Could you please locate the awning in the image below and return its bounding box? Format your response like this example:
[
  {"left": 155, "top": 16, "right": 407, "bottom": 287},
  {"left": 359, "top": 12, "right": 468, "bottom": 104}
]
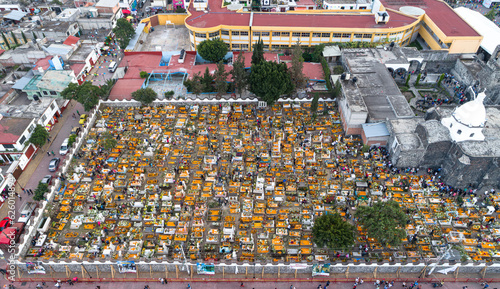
[
  {"left": 122, "top": 9, "right": 131, "bottom": 14},
  {"left": 4, "top": 10, "right": 27, "bottom": 21},
  {"left": 323, "top": 46, "right": 341, "bottom": 57}
]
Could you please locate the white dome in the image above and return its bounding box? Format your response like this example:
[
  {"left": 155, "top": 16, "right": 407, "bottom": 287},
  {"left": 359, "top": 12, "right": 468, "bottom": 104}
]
[{"left": 452, "top": 92, "right": 486, "bottom": 127}]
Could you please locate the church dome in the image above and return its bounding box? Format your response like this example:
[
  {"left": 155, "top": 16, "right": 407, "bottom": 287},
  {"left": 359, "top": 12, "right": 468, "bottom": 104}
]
[{"left": 452, "top": 92, "right": 486, "bottom": 127}]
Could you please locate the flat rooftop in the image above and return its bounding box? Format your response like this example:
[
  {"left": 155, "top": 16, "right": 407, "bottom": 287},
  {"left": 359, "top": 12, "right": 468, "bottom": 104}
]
[
  {"left": 0, "top": 117, "right": 32, "bottom": 144},
  {"left": 342, "top": 48, "right": 414, "bottom": 121}
]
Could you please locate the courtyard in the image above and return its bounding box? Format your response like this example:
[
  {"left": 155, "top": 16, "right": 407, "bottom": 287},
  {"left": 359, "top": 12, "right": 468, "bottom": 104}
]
[{"left": 25, "top": 102, "right": 500, "bottom": 265}]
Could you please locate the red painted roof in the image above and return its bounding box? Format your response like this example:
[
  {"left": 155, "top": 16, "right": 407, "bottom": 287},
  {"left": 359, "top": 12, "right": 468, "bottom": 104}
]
[
  {"left": 109, "top": 79, "right": 145, "bottom": 101},
  {"left": 63, "top": 35, "right": 80, "bottom": 46},
  {"left": 0, "top": 50, "right": 5, "bottom": 56},
  {"left": 34, "top": 56, "right": 52, "bottom": 71},
  {"left": 185, "top": 0, "right": 418, "bottom": 29},
  {"left": 380, "top": 0, "right": 480, "bottom": 37},
  {"left": 71, "top": 63, "right": 85, "bottom": 75}
]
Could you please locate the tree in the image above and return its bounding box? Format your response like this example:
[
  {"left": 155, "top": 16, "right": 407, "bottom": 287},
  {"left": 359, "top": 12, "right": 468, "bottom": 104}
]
[
  {"left": 289, "top": 41, "right": 307, "bottom": 94},
  {"left": 29, "top": 125, "right": 49, "bottom": 147},
  {"left": 437, "top": 73, "right": 445, "bottom": 87},
  {"left": 231, "top": 52, "right": 248, "bottom": 97},
  {"left": 190, "top": 72, "right": 204, "bottom": 97},
  {"left": 405, "top": 74, "right": 411, "bottom": 87},
  {"left": 485, "top": 8, "right": 496, "bottom": 20},
  {"left": 32, "top": 32, "right": 37, "bottom": 40},
  {"left": 197, "top": 38, "right": 228, "bottom": 63},
  {"left": 415, "top": 73, "right": 421, "bottom": 86},
  {"left": 102, "top": 132, "right": 117, "bottom": 150},
  {"left": 2, "top": 33, "right": 10, "bottom": 49},
  {"left": 202, "top": 67, "right": 214, "bottom": 92},
  {"left": 61, "top": 81, "right": 102, "bottom": 111},
  {"left": 10, "top": 32, "right": 18, "bottom": 45},
  {"left": 312, "top": 213, "right": 355, "bottom": 250},
  {"left": 21, "top": 31, "right": 27, "bottom": 44},
  {"left": 101, "top": 79, "right": 116, "bottom": 99},
  {"left": 311, "top": 93, "right": 319, "bottom": 113},
  {"left": 132, "top": 87, "right": 157, "bottom": 104},
  {"left": 311, "top": 44, "right": 325, "bottom": 63},
  {"left": 249, "top": 61, "right": 293, "bottom": 105},
  {"left": 251, "top": 38, "right": 264, "bottom": 65},
  {"left": 213, "top": 61, "right": 229, "bottom": 97},
  {"left": 33, "top": 182, "right": 49, "bottom": 201},
  {"left": 112, "top": 18, "right": 135, "bottom": 49},
  {"left": 333, "top": 79, "right": 341, "bottom": 97},
  {"left": 356, "top": 200, "right": 408, "bottom": 247}
]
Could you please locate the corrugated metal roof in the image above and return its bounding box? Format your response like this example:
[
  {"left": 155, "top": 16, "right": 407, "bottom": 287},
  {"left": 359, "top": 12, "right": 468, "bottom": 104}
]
[
  {"left": 362, "top": 122, "right": 390, "bottom": 138},
  {"left": 4, "top": 10, "right": 27, "bottom": 21},
  {"left": 323, "top": 46, "right": 341, "bottom": 57},
  {"left": 12, "top": 70, "right": 34, "bottom": 90}
]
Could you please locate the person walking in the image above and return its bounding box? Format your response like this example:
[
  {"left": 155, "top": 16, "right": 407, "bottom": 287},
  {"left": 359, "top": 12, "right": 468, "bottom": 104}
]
[
  {"left": 241, "top": 282, "right": 244, "bottom": 287},
  {"left": 77, "top": 110, "right": 80, "bottom": 116},
  {"left": 51, "top": 151, "right": 55, "bottom": 156}
]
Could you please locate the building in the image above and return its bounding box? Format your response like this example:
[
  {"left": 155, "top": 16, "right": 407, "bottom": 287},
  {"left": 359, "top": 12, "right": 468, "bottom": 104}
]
[
  {"left": 77, "top": 6, "right": 122, "bottom": 29},
  {"left": 181, "top": 0, "right": 482, "bottom": 53},
  {"left": 387, "top": 92, "right": 500, "bottom": 188},
  {"left": 0, "top": 98, "right": 61, "bottom": 170},
  {"left": 22, "top": 70, "right": 77, "bottom": 100},
  {"left": 337, "top": 47, "right": 416, "bottom": 135}
]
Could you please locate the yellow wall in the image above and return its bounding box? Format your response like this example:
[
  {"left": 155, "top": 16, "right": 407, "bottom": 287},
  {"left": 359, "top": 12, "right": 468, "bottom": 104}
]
[
  {"left": 140, "top": 14, "right": 188, "bottom": 26},
  {"left": 418, "top": 26, "right": 442, "bottom": 51},
  {"left": 449, "top": 39, "right": 481, "bottom": 54}
]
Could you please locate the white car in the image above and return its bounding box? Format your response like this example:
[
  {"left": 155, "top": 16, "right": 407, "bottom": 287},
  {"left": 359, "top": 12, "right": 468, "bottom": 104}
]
[{"left": 60, "top": 138, "right": 69, "bottom": 155}]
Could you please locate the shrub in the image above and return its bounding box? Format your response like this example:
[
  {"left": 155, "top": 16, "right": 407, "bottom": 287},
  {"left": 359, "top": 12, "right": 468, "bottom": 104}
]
[{"left": 140, "top": 71, "right": 149, "bottom": 78}]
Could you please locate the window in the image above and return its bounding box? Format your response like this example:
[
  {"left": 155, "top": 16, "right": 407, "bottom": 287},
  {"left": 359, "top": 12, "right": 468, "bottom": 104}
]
[
  {"left": 281, "top": 32, "right": 289, "bottom": 37},
  {"left": 41, "top": 115, "right": 47, "bottom": 123},
  {"left": 232, "top": 31, "right": 240, "bottom": 36},
  {"left": 312, "top": 33, "right": 321, "bottom": 37},
  {"left": 42, "top": 91, "right": 48, "bottom": 95},
  {"left": 360, "top": 6, "right": 366, "bottom": 9},
  {"left": 241, "top": 44, "right": 249, "bottom": 50},
  {"left": 240, "top": 31, "right": 248, "bottom": 36},
  {"left": 51, "top": 103, "right": 56, "bottom": 110},
  {"left": 341, "top": 6, "right": 345, "bottom": 9},
  {"left": 322, "top": 33, "right": 331, "bottom": 38},
  {"left": 272, "top": 32, "right": 281, "bottom": 37},
  {"left": 28, "top": 124, "right": 35, "bottom": 133},
  {"left": 363, "top": 34, "right": 372, "bottom": 39},
  {"left": 50, "top": 91, "right": 57, "bottom": 96},
  {"left": 301, "top": 32, "right": 309, "bottom": 37},
  {"left": 272, "top": 44, "right": 279, "bottom": 49},
  {"left": 457, "top": 130, "right": 462, "bottom": 135},
  {"left": 232, "top": 44, "right": 240, "bottom": 49},
  {"left": 469, "top": 133, "right": 474, "bottom": 137},
  {"left": 332, "top": 33, "right": 341, "bottom": 38},
  {"left": 354, "top": 33, "right": 363, "bottom": 38},
  {"left": 66, "top": 32, "right": 70, "bottom": 36},
  {"left": 195, "top": 33, "right": 206, "bottom": 38},
  {"left": 292, "top": 32, "right": 300, "bottom": 37},
  {"left": 19, "top": 136, "right": 26, "bottom": 145},
  {"left": 209, "top": 32, "right": 219, "bottom": 38},
  {"left": 3, "top": 144, "right": 14, "bottom": 149},
  {"left": 263, "top": 45, "right": 269, "bottom": 49},
  {"left": 221, "top": 30, "right": 229, "bottom": 35},
  {"left": 342, "top": 33, "right": 351, "bottom": 38},
  {"left": 261, "top": 32, "right": 269, "bottom": 36},
  {"left": 253, "top": 32, "right": 260, "bottom": 37},
  {"left": 280, "top": 44, "right": 289, "bottom": 48}
]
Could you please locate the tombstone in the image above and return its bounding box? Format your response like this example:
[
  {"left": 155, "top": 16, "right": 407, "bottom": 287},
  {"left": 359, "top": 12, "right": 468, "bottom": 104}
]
[{"left": 258, "top": 101, "right": 267, "bottom": 108}]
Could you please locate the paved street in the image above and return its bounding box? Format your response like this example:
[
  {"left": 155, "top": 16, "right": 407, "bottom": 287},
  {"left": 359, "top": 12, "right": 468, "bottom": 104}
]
[
  {"left": 2, "top": 279, "right": 499, "bottom": 289},
  {"left": 86, "top": 42, "right": 123, "bottom": 87}
]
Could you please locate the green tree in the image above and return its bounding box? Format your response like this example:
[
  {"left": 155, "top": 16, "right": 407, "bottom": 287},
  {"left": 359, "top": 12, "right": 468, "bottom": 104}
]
[
  {"left": 21, "top": 31, "right": 27, "bottom": 44},
  {"left": 405, "top": 74, "right": 411, "bottom": 87},
  {"left": 42, "top": 33, "right": 46, "bottom": 38},
  {"left": 197, "top": 38, "right": 228, "bottom": 63},
  {"left": 415, "top": 73, "right": 421, "bottom": 86},
  {"left": 251, "top": 38, "right": 264, "bottom": 65},
  {"left": 190, "top": 72, "right": 204, "bottom": 97},
  {"left": 32, "top": 32, "right": 38, "bottom": 40},
  {"left": 311, "top": 93, "right": 319, "bottom": 113},
  {"left": 132, "top": 87, "right": 157, "bottom": 105},
  {"left": 311, "top": 44, "right": 325, "bottom": 63},
  {"left": 485, "top": 8, "right": 496, "bottom": 20},
  {"left": 231, "top": 52, "right": 248, "bottom": 97},
  {"left": 112, "top": 18, "right": 135, "bottom": 49},
  {"left": 33, "top": 182, "right": 49, "bottom": 201},
  {"left": 29, "top": 125, "right": 49, "bottom": 147},
  {"left": 10, "top": 32, "right": 18, "bottom": 45},
  {"left": 202, "top": 67, "right": 214, "bottom": 92},
  {"left": 102, "top": 132, "right": 117, "bottom": 150},
  {"left": 289, "top": 41, "right": 307, "bottom": 94},
  {"left": 312, "top": 213, "right": 355, "bottom": 250},
  {"left": 437, "top": 73, "right": 445, "bottom": 87},
  {"left": 356, "top": 200, "right": 408, "bottom": 247},
  {"left": 249, "top": 61, "right": 293, "bottom": 105},
  {"left": 101, "top": 79, "right": 116, "bottom": 99},
  {"left": 61, "top": 81, "right": 102, "bottom": 111},
  {"left": 333, "top": 79, "right": 341, "bottom": 97},
  {"left": 2, "top": 33, "right": 10, "bottom": 49},
  {"left": 213, "top": 61, "right": 229, "bottom": 97}
]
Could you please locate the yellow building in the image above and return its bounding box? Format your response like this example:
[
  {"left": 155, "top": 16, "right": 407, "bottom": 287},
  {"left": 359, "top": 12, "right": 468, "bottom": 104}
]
[{"left": 170, "top": 0, "right": 482, "bottom": 53}]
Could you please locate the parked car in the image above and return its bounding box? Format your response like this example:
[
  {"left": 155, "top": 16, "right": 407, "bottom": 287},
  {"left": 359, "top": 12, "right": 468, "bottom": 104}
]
[
  {"left": 79, "top": 114, "right": 87, "bottom": 125},
  {"left": 17, "top": 202, "right": 37, "bottom": 223},
  {"left": 40, "top": 175, "right": 53, "bottom": 185},
  {"left": 0, "top": 217, "right": 11, "bottom": 233},
  {"left": 70, "top": 127, "right": 81, "bottom": 135},
  {"left": 48, "top": 158, "right": 60, "bottom": 172},
  {"left": 60, "top": 138, "right": 69, "bottom": 155}
]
